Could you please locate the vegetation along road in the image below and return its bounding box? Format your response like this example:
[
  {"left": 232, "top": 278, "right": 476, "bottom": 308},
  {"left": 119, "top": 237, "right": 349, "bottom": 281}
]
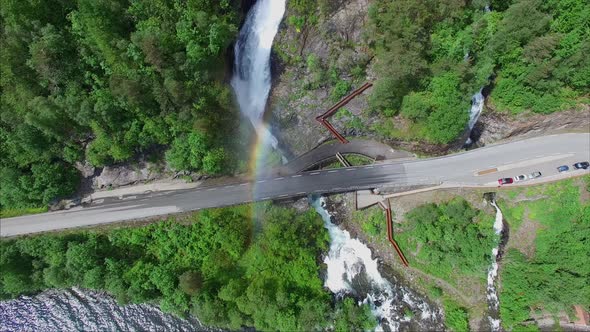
[{"left": 1, "top": 133, "right": 588, "bottom": 237}]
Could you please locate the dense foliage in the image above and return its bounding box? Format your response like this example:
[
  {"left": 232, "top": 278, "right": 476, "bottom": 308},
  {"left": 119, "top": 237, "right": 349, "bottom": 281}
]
[
  {"left": 499, "top": 178, "right": 590, "bottom": 330},
  {"left": 368, "top": 0, "right": 589, "bottom": 143},
  {"left": 397, "top": 198, "right": 496, "bottom": 280},
  {"left": 394, "top": 198, "right": 495, "bottom": 330},
  {"left": 0, "top": 204, "right": 376, "bottom": 331},
  {"left": 0, "top": 0, "right": 243, "bottom": 210}
]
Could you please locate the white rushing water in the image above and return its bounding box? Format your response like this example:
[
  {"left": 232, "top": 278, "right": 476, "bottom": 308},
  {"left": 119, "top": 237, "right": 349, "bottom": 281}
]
[
  {"left": 311, "top": 196, "right": 444, "bottom": 332},
  {"left": 465, "top": 89, "right": 485, "bottom": 145},
  {"left": 487, "top": 201, "right": 505, "bottom": 331},
  {"left": 231, "top": 0, "right": 286, "bottom": 150}
]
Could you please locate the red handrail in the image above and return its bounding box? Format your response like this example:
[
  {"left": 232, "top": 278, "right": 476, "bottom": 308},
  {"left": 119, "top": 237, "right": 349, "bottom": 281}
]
[
  {"left": 321, "top": 119, "right": 348, "bottom": 144},
  {"left": 380, "top": 200, "right": 409, "bottom": 267},
  {"left": 315, "top": 82, "right": 373, "bottom": 144},
  {"left": 316, "top": 82, "right": 373, "bottom": 120}
]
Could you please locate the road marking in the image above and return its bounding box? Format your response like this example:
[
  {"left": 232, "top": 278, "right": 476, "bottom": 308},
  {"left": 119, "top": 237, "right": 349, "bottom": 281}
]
[
  {"left": 261, "top": 196, "right": 270, "bottom": 200},
  {"left": 364, "top": 166, "right": 374, "bottom": 169},
  {"left": 226, "top": 185, "right": 235, "bottom": 188},
  {"left": 496, "top": 154, "right": 574, "bottom": 172},
  {"left": 275, "top": 177, "right": 285, "bottom": 180},
  {"left": 239, "top": 183, "right": 248, "bottom": 186},
  {"left": 207, "top": 188, "right": 216, "bottom": 191},
  {"left": 292, "top": 174, "right": 302, "bottom": 178},
  {"left": 328, "top": 170, "right": 339, "bottom": 173},
  {"left": 257, "top": 180, "right": 266, "bottom": 183},
  {"left": 346, "top": 168, "right": 356, "bottom": 171},
  {"left": 122, "top": 195, "right": 137, "bottom": 200},
  {"left": 279, "top": 194, "right": 288, "bottom": 197},
  {"left": 310, "top": 172, "right": 320, "bottom": 175},
  {"left": 476, "top": 168, "right": 498, "bottom": 176}
]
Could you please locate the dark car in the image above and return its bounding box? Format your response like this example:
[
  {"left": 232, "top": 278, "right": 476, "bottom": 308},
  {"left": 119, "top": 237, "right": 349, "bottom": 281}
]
[
  {"left": 573, "top": 161, "right": 590, "bottom": 170},
  {"left": 498, "top": 178, "right": 513, "bottom": 185},
  {"left": 557, "top": 165, "right": 569, "bottom": 172}
]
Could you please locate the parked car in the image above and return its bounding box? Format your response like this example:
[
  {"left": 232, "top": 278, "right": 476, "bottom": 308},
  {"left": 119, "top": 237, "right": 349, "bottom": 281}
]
[
  {"left": 514, "top": 174, "right": 527, "bottom": 182},
  {"left": 528, "top": 171, "right": 542, "bottom": 179},
  {"left": 498, "top": 177, "right": 514, "bottom": 185},
  {"left": 557, "top": 165, "right": 569, "bottom": 172},
  {"left": 573, "top": 161, "right": 590, "bottom": 170}
]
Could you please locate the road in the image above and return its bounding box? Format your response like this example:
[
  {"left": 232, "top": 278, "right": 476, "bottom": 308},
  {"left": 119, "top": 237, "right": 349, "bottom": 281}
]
[{"left": 1, "top": 133, "right": 589, "bottom": 237}]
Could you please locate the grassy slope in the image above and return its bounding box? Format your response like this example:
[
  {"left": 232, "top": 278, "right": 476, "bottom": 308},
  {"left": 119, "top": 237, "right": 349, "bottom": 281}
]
[{"left": 497, "top": 176, "right": 590, "bottom": 330}]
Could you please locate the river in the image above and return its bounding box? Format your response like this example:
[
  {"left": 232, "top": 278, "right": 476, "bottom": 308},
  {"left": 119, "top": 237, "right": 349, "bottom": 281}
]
[
  {"left": 312, "top": 196, "right": 445, "bottom": 332},
  {"left": 0, "top": 288, "right": 216, "bottom": 332}
]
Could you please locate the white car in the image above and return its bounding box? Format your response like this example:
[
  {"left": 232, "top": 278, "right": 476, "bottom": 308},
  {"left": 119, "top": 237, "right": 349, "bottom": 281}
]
[
  {"left": 514, "top": 174, "right": 527, "bottom": 182},
  {"left": 528, "top": 171, "right": 542, "bottom": 179}
]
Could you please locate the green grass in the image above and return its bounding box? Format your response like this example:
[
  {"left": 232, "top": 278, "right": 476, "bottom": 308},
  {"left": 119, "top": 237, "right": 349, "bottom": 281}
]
[
  {"left": 497, "top": 176, "right": 590, "bottom": 330},
  {"left": 321, "top": 154, "right": 373, "bottom": 169},
  {"left": 394, "top": 198, "right": 496, "bottom": 286},
  {"left": 0, "top": 207, "right": 48, "bottom": 218},
  {"left": 442, "top": 298, "right": 470, "bottom": 332},
  {"left": 353, "top": 206, "right": 386, "bottom": 237}
]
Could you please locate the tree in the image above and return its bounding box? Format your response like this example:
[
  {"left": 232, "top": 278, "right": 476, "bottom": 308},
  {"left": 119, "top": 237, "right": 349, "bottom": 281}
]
[{"left": 333, "top": 298, "right": 377, "bottom": 332}]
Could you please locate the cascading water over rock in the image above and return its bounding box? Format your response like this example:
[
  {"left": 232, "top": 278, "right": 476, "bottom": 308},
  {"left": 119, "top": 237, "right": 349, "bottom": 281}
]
[
  {"left": 311, "top": 196, "right": 444, "bottom": 332},
  {"left": 231, "top": 0, "right": 286, "bottom": 150},
  {"left": 487, "top": 200, "right": 505, "bottom": 331},
  {"left": 465, "top": 89, "right": 485, "bottom": 145}
]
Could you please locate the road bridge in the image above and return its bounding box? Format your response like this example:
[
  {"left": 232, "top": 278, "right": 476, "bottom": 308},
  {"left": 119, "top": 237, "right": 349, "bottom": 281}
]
[{"left": 1, "top": 133, "right": 588, "bottom": 237}]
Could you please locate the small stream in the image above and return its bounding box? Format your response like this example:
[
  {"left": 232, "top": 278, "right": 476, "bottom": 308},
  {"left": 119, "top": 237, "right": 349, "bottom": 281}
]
[
  {"left": 487, "top": 199, "right": 508, "bottom": 331},
  {"left": 465, "top": 89, "right": 485, "bottom": 145},
  {"left": 311, "top": 196, "right": 445, "bottom": 332}
]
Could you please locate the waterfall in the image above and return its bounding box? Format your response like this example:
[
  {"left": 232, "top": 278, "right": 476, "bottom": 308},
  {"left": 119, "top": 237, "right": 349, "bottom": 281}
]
[
  {"left": 465, "top": 89, "right": 485, "bottom": 145},
  {"left": 231, "top": 0, "right": 286, "bottom": 150},
  {"left": 311, "top": 196, "right": 444, "bottom": 332},
  {"left": 487, "top": 201, "right": 505, "bottom": 331}
]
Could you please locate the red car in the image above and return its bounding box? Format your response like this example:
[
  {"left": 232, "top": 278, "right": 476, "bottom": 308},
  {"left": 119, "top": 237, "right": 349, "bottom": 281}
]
[{"left": 498, "top": 178, "right": 513, "bottom": 185}]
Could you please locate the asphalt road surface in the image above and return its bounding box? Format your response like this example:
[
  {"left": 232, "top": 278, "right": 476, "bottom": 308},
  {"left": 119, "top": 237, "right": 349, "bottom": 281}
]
[{"left": 2, "top": 133, "right": 589, "bottom": 237}]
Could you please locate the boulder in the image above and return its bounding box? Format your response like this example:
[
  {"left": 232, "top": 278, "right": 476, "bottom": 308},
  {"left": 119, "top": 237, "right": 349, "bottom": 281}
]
[{"left": 93, "top": 163, "right": 158, "bottom": 189}]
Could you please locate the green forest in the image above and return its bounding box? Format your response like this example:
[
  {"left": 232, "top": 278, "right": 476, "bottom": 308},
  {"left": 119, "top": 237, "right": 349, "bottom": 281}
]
[
  {"left": 394, "top": 198, "right": 497, "bottom": 331},
  {"left": 396, "top": 198, "right": 496, "bottom": 282},
  {"left": 498, "top": 178, "right": 590, "bottom": 330},
  {"left": 0, "top": 204, "right": 377, "bottom": 331},
  {"left": 368, "top": 0, "right": 589, "bottom": 143},
  {"left": 0, "top": 0, "right": 244, "bottom": 211}
]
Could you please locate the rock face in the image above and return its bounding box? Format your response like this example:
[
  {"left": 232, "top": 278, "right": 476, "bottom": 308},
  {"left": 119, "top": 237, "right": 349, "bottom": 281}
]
[
  {"left": 92, "top": 163, "right": 159, "bottom": 189},
  {"left": 74, "top": 161, "right": 97, "bottom": 178},
  {"left": 270, "top": 0, "right": 376, "bottom": 156},
  {"left": 472, "top": 104, "right": 590, "bottom": 146}
]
